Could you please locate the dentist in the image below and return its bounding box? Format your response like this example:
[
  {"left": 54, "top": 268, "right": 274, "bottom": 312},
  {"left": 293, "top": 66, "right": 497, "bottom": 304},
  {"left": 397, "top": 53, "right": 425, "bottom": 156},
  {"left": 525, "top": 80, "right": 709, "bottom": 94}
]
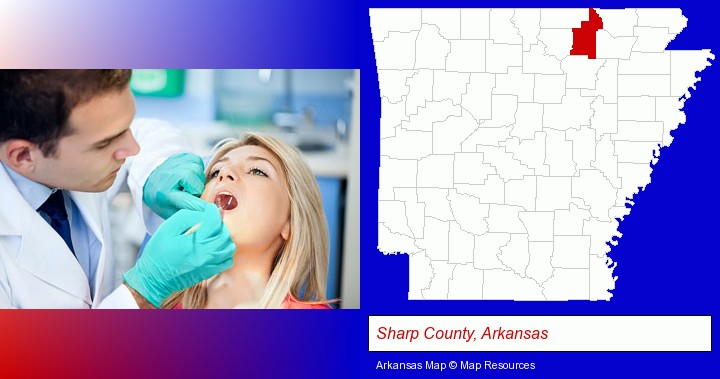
[{"left": 0, "top": 70, "right": 235, "bottom": 308}]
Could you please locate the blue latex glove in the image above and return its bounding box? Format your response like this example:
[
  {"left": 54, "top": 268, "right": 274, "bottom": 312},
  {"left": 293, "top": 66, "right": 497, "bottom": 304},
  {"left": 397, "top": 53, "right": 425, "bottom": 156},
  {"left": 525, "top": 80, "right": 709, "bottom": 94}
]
[
  {"left": 143, "top": 153, "right": 207, "bottom": 219},
  {"left": 123, "top": 201, "right": 235, "bottom": 307}
]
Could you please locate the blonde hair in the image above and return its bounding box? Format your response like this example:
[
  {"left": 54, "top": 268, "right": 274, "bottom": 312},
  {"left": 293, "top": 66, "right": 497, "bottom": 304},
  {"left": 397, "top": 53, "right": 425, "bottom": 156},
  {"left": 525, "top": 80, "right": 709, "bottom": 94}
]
[{"left": 162, "top": 132, "right": 329, "bottom": 308}]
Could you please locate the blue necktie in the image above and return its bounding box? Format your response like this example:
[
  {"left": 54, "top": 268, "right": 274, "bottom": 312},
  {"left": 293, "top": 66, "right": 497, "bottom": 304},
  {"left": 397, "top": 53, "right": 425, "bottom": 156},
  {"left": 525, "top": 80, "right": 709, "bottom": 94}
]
[{"left": 38, "top": 190, "right": 76, "bottom": 256}]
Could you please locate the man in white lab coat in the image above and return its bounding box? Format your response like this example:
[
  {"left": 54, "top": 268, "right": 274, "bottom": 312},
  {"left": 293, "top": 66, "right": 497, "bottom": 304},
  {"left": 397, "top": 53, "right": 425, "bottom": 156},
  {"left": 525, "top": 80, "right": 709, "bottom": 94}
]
[{"left": 0, "top": 70, "right": 234, "bottom": 308}]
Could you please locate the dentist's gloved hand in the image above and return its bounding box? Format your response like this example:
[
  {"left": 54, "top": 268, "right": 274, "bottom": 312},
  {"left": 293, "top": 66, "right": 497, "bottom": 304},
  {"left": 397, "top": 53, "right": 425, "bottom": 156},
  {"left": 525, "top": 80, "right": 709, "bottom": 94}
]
[
  {"left": 123, "top": 201, "right": 235, "bottom": 308},
  {"left": 143, "top": 153, "right": 207, "bottom": 219}
]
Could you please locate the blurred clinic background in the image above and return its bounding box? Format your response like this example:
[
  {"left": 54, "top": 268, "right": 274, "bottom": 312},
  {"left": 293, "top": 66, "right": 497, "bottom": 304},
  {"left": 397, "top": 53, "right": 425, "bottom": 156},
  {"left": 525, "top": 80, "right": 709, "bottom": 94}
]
[{"left": 111, "top": 69, "right": 360, "bottom": 308}]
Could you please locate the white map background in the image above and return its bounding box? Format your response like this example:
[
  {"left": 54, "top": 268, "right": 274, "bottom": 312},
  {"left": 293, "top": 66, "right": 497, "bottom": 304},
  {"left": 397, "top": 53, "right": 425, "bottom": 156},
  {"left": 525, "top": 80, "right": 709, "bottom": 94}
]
[{"left": 372, "top": 8, "right": 713, "bottom": 300}]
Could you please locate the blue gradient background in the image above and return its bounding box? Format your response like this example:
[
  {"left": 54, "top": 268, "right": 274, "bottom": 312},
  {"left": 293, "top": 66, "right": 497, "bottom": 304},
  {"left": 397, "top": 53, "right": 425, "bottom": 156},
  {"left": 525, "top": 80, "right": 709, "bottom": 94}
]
[{"left": 1, "top": 0, "right": 717, "bottom": 378}]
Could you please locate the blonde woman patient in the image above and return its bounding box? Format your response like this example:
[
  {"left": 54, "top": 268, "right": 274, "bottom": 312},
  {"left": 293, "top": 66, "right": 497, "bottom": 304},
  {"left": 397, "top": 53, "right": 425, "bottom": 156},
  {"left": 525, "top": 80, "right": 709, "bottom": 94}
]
[{"left": 162, "top": 133, "right": 332, "bottom": 309}]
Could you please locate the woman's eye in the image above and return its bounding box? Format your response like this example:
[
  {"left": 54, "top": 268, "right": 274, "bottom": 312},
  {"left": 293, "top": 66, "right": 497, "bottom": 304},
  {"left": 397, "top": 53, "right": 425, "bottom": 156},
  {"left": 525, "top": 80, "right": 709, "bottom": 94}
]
[
  {"left": 208, "top": 169, "right": 220, "bottom": 179},
  {"left": 249, "top": 168, "right": 267, "bottom": 177}
]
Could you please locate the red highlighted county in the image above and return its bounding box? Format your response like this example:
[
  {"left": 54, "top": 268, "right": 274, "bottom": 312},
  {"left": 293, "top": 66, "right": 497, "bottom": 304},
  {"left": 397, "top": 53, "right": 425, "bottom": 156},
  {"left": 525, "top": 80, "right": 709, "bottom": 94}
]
[{"left": 570, "top": 8, "right": 604, "bottom": 59}]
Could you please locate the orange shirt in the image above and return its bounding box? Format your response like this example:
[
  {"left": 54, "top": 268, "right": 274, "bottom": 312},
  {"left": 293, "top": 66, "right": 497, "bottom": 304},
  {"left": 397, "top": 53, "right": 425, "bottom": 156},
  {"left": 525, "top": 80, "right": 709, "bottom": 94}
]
[
  {"left": 172, "top": 295, "right": 332, "bottom": 309},
  {"left": 282, "top": 295, "right": 332, "bottom": 309}
]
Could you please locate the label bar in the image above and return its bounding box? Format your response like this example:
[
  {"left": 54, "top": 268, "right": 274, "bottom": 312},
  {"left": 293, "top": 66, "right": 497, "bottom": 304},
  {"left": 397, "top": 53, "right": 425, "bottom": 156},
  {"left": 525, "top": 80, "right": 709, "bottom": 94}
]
[{"left": 369, "top": 315, "right": 711, "bottom": 352}]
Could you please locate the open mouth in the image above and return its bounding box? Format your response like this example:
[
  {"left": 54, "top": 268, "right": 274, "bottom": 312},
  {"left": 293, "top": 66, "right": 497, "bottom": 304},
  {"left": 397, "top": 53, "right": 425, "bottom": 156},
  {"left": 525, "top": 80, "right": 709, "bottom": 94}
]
[{"left": 214, "top": 192, "right": 238, "bottom": 211}]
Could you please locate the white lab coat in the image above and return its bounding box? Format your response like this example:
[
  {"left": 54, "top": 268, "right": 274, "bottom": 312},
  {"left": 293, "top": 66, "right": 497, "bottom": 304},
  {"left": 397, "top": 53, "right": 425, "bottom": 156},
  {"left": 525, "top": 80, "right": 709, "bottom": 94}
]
[{"left": 0, "top": 118, "right": 192, "bottom": 308}]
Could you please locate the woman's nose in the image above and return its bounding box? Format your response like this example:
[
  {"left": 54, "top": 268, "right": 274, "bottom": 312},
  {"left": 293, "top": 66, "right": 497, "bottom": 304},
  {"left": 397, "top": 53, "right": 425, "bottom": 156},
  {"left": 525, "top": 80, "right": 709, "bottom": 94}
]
[{"left": 218, "top": 169, "right": 235, "bottom": 182}]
